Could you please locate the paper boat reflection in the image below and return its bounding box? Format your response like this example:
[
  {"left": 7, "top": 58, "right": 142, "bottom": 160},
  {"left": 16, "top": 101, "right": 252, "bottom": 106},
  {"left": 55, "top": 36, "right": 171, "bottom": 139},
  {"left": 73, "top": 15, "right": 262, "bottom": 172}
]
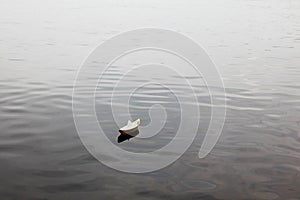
[{"left": 117, "top": 129, "right": 139, "bottom": 143}]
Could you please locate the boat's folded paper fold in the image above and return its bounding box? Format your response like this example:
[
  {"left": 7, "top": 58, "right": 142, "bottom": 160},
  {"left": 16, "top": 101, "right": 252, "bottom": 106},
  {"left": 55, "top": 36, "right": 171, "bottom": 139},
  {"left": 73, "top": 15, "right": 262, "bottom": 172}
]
[{"left": 119, "top": 118, "right": 140, "bottom": 134}]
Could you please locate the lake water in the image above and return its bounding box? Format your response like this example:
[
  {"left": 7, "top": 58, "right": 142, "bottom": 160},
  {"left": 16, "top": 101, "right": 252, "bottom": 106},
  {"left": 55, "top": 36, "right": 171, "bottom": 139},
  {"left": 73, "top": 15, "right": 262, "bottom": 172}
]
[{"left": 1, "top": 0, "right": 300, "bottom": 199}]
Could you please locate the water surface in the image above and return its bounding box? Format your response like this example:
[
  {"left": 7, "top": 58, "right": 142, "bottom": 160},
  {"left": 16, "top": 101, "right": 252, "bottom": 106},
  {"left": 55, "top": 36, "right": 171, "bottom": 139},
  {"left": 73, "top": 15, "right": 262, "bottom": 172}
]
[{"left": 0, "top": 0, "right": 300, "bottom": 199}]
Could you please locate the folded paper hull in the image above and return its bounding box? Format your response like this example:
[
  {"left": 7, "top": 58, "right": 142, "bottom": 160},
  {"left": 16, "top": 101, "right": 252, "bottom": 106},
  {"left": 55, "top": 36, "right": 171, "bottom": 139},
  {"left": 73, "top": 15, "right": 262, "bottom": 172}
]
[
  {"left": 119, "top": 127, "right": 138, "bottom": 135},
  {"left": 119, "top": 119, "right": 140, "bottom": 134}
]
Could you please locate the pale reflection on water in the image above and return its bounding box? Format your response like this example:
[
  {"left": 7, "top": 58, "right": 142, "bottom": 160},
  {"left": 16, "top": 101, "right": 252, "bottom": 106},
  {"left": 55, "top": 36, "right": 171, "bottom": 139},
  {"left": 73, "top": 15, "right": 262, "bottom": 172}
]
[{"left": 0, "top": 0, "right": 300, "bottom": 199}]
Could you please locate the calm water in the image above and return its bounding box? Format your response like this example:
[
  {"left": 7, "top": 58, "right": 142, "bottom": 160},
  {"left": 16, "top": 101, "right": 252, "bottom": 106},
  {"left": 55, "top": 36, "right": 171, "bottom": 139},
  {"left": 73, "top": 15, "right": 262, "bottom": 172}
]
[{"left": 1, "top": 0, "right": 300, "bottom": 199}]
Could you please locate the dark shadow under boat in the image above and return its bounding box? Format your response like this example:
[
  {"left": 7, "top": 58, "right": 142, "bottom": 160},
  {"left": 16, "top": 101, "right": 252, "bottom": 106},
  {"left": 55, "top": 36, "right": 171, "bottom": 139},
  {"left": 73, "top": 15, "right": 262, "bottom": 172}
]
[{"left": 117, "top": 129, "right": 139, "bottom": 143}]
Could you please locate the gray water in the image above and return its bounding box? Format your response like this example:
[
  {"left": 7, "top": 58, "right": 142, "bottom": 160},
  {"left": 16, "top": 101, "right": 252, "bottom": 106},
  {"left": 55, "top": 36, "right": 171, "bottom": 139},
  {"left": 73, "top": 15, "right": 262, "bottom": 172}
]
[{"left": 1, "top": 0, "right": 300, "bottom": 199}]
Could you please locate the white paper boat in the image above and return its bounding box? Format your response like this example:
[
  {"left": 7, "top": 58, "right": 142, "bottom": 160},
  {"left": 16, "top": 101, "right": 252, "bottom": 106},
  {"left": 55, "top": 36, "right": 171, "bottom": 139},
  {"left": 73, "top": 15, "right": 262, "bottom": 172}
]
[{"left": 119, "top": 119, "right": 141, "bottom": 134}]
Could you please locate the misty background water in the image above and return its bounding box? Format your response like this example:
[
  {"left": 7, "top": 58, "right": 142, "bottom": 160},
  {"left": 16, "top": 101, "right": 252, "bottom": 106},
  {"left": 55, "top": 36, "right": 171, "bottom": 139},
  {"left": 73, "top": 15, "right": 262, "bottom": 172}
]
[{"left": 1, "top": 0, "right": 300, "bottom": 199}]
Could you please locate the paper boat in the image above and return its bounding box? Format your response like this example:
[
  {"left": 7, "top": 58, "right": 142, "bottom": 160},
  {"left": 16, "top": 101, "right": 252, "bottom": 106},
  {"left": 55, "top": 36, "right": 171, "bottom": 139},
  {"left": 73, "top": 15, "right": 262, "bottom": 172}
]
[{"left": 119, "top": 119, "right": 141, "bottom": 134}]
